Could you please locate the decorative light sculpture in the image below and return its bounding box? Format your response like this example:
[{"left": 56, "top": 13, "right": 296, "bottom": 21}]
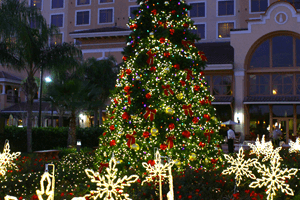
[
  {"left": 142, "top": 150, "right": 175, "bottom": 200},
  {"left": 84, "top": 156, "right": 139, "bottom": 200},
  {"left": 36, "top": 164, "right": 55, "bottom": 200},
  {"left": 249, "top": 155, "right": 298, "bottom": 200},
  {"left": 222, "top": 147, "right": 258, "bottom": 186},
  {"left": 248, "top": 135, "right": 281, "bottom": 162},
  {"left": 4, "top": 196, "right": 17, "bottom": 200},
  {"left": 289, "top": 138, "right": 300, "bottom": 153},
  {"left": 0, "top": 140, "right": 21, "bottom": 176}
]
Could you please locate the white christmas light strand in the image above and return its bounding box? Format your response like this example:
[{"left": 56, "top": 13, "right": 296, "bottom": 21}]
[
  {"left": 222, "top": 147, "right": 258, "bottom": 186},
  {"left": 249, "top": 155, "right": 298, "bottom": 200},
  {"left": 0, "top": 140, "right": 20, "bottom": 176},
  {"left": 248, "top": 135, "right": 281, "bottom": 162},
  {"left": 289, "top": 138, "right": 300, "bottom": 153}
]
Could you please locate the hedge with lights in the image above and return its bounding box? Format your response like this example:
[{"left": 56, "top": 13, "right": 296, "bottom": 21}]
[{"left": 96, "top": 0, "right": 223, "bottom": 175}]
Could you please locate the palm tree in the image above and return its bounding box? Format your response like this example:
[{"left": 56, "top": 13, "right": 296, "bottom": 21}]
[
  {"left": 0, "top": 0, "right": 81, "bottom": 152},
  {"left": 44, "top": 70, "right": 87, "bottom": 147},
  {"left": 83, "top": 56, "right": 118, "bottom": 127}
]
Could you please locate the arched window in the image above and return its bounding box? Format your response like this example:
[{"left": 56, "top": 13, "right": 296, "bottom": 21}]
[{"left": 249, "top": 35, "right": 300, "bottom": 68}]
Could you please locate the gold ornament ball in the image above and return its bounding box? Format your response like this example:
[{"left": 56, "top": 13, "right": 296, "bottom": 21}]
[
  {"left": 189, "top": 153, "right": 197, "bottom": 161},
  {"left": 131, "top": 115, "right": 138, "bottom": 120},
  {"left": 150, "top": 32, "right": 154, "bottom": 38},
  {"left": 176, "top": 93, "right": 183, "bottom": 100},
  {"left": 165, "top": 107, "right": 174, "bottom": 115},
  {"left": 175, "top": 160, "right": 181, "bottom": 166},
  {"left": 151, "top": 128, "right": 159, "bottom": 136},
  {"left": 131, "top": 143, "right": 140, "bottom": 150}
]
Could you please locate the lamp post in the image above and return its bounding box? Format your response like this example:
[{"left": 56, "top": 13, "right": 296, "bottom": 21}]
[{"left": 45, "top": 77, "right": 53, "bottom": 127}]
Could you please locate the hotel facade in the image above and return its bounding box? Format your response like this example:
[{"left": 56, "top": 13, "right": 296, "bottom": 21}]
[{"left": 1, "top": 0, "right": 300, "bottom": 142}]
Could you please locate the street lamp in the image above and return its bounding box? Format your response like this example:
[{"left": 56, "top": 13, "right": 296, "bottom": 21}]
[{"left": 45, "top": 77, "right": 53, "bottom": 127}]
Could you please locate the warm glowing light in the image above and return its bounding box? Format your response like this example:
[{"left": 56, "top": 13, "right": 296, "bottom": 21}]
[
  {"left": 249, "top": 156, "right": 298, "bottom": 200},
  {"left": 84, "top": 156, "right": 139, "bottom": 200},
  {"left": 142, "top": 151, "right": 175, "bottom": 200},
  {"left": 36, "top": 164, "right": 55, "bottom": 200},
  {"left": 289, "top": 138, "right": 300, "bottom": 153},
  {"left": 222, "top": 147, "right": 258, "bottom": 186},
  {"left": 0, "top": 140, "right": 21, "bottom": 176}
]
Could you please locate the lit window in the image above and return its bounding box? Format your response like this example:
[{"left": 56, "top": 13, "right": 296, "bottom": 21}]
[
  {"left": 76, "top": 11, "right": 90, "bottom": 25},
  {"left": 31, "top": 0, "right": 42, "bottom": 9},
  {"left": 218, "top": 22, "right": 234, "bottom": 38},
  {"left": 191, "top": 24, "right": 205, "bottom": 39},
  {"left": 251, "top": 0, "right": 268, "bottom": 12},
  {"left": 51, "top": 14, "right": 63, "bottom": 27},
  {"left": 50, "top": 34, "right": 62, "bottom": 46},
  {"left": 129, "top": 6, "right": 139, "bottom": 19},
  {"left": 218, "top": 0, "right": 234, "bottom": 16},
  {"left": 190, "top": 3, "right": 205, "bottom": 17},
  {"left": 52, "top": 0, "right": 63, "bottom": 9},
  {"left": 99, "top": 9, "right": 113, "bottom": 24},
  {"left": 77, "top": 0, "right": 90, "bottom": 5}
]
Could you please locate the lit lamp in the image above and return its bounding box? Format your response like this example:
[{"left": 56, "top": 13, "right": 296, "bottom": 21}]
[
  {"left": 237, "top": 113, "right": 241, "bottom": 124},
  {"left": 77, "top": 139, "right": 81, "bottom": 152}
]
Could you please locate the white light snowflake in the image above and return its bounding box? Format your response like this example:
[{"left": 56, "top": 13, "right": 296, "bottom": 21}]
[
  {"left": 289, "top": 138, "right": 300, "bottom": 153},
  {"left": 0, "top": 140, "right": 21, "bottom": 176},
  {"left": 141, "top": 150, "right": 175, "bottom": 185},
  {"left": 250, "top": 156, "right": 298, "bottom": 200},
  {"left": 84, "top": 157, "right": 139, "bottom": 200},
  {"left": 248, "top": 135, "right": 281, "bottom": 162},
  {"left": 222, "top": 147, "right": 258, "bottom": 186}
]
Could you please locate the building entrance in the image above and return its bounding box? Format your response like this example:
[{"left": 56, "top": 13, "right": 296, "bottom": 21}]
[{"left": 272, "top": 118, "right": 293, "bottom": 144}]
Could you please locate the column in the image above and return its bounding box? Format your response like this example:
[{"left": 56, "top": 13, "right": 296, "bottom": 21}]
[
  {"left": 234, "top": 70, "right": 245, "bottom": 142},
  {"left": 2, "top": 84, "right": 5, "bottom": 94}
]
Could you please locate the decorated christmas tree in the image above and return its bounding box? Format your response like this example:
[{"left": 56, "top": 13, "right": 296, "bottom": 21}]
[{"left": 96, "top": 0, "right": 223, "bottom": 175}]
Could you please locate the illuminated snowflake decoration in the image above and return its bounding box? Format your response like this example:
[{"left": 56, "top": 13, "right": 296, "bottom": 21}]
[
  {"left": 141, "top": 151, "right": 175, "bottom": 185},
  {"left": 222, "top": 147, "right": 258, "bottom": 186},
  {"left": 84, "top": 156, "right": 139, "bottom": 200},
  {"left": 0, "top": 140, "right": 21, "bottom": 176},
  {"left": 289, "top": 138, "right": 300, "bottom": 153},
  {"left": 249, "top": 156, "right": 298, "bottom": 200},
  {"left": 248, "top": 135, "right": 281, "bottom": 162}
]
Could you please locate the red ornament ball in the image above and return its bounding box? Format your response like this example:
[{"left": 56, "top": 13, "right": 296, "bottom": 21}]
[
  {"left": 109, "top": 125, "right": 115, "bottom": 131},
  {"left": 183, "top": 23, "right": 189, "bottom": 28},
  {"left": 126, "top": 69, "right": 132, "bottom": 75},
  {"left": 173, "top": 63, "right": 180, "bottom": 69},
  {"left": 160, "top": 37, "right": 165, "bottom": 43},
  {"left": 143, "top": 131, "right": 150, "bottom": 138},
  {"left": 180, "top": 80, "right": 186, "bottom": 86},
  {"left": 171, "top": 10, "right": 176, "bottom": 14},
  {"left": 169, "top": 123, "right": 175, "bottom": 130},
  {"left": 124, "top": 86, "right": 130, "bottom": 93},
  {"left": 103, "top": 132, "right": 107, "bottom": 136},
  {"left": 169, "top": 29, "right": 175, "bottom": 35},
  {"left": 182, "top": 130, "right": 191, "bottom": 138},
  {"left": 150, "top": 66, "right": 156, "bottom": 72},
  {"left": 148, "top": 160, "right": 155, "bottom": 166},
  {"left": 160, "top": 144, "right": 168, "bottom": 150},
  {"left": 122, "top": 112, "right": 130, "bottom": 120},
  {"left": 110, "top": 140, "right": 116, "bottom": 146},
  {"left": 192, "top": 117, "right": 199, "bottom": 124},
  {"left": 146, "top": 93, "right": 151, "bottom": 99},
  {"left": 164, "top": 51, "right": 170, "bottom": 57},
  {"left": 122, "top": 56, "right": 127, "bottom": 61},
  {"left": 151, "top": 9, "right": 157, "bottom": 15},
  {"left": 194, "top": 85, "right": 200, "bottom": 91}
]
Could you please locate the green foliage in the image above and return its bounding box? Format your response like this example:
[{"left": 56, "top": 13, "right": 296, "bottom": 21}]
[{"left": 0, "top": 126, "right": 103, "bottom": 152}]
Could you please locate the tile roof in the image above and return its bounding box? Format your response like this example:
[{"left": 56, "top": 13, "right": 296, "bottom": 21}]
[
  {"left": 194, "top": 42, "right": 234, "bottom": 64},
  {"left": 0, "top": 71, "right": 22, "bottom": 82},
  {"left": 213, "top": 96, "right": 234, "bottom": 103},
  {"left": 1, "top": 102, "right": 55, "bottom": 113},
  {"left": 244, "top": 96, "right": 300, "bottom": 103},
  {"left": 69, "top": 27, "right": 129, "bottom": 34}
]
